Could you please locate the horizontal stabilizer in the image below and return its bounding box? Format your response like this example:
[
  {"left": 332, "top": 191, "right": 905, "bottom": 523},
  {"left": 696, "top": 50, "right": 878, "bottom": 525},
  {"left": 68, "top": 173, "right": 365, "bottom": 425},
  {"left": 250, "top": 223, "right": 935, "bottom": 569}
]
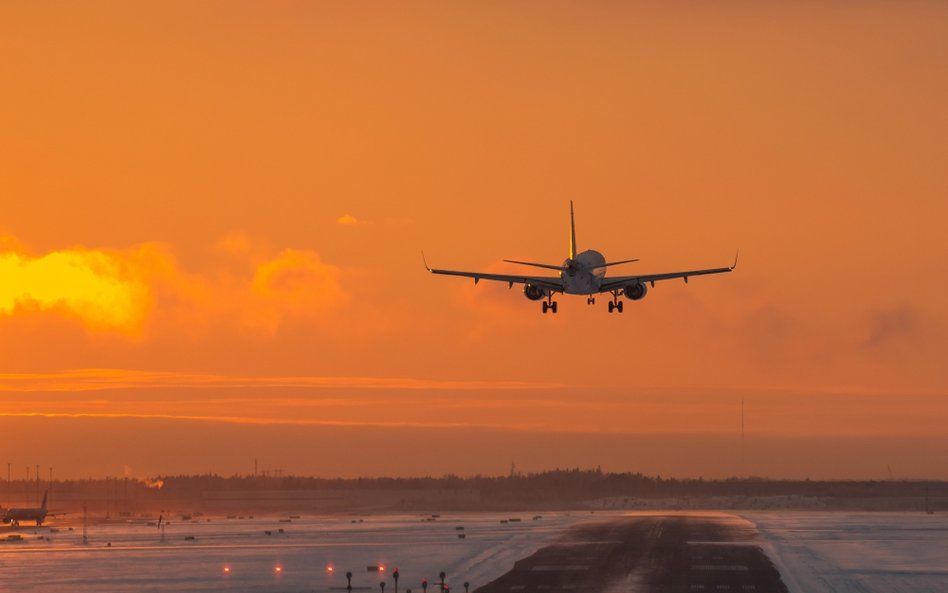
[
  {"left": 503, "top": 259, "right": 568, "bottom": 272},
  {"left": 590, "top": 258, "right": 639, "bottom": 270}
]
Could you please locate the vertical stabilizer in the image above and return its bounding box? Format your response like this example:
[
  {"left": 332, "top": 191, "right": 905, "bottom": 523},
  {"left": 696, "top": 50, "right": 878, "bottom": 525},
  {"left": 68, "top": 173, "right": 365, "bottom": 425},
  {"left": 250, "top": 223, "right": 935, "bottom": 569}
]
[
  {"left": 41, "top": 490, "right": 48, "bottom": 510},
  {"left": 569, "top": 200, "right": 577, "bottom": 259}
]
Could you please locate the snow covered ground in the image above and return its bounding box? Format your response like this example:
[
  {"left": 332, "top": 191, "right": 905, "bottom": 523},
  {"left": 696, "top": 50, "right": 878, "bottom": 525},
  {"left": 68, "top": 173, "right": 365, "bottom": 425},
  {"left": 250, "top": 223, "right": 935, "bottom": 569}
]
[
  {"left": 746, "top": 511, "right": 948, "bottom": 593},
  {"left": 0, "top": 512, "right": 590, "bottom": 593},
  {"left": 3, "top": 510, "right": 946, "bottom": 592}
]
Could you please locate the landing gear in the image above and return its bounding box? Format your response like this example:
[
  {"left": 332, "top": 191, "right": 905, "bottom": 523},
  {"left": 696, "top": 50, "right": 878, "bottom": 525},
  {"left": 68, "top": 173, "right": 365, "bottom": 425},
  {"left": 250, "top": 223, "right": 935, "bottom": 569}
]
[
  {"left": 607, "top": 291, "right": 624, "bottom": 313},
  {"left": 587, "top": 296, "right": 596, "bottom": 305},
  {"left": 542, "top": 296, "right": 558, "bottom": 314}
]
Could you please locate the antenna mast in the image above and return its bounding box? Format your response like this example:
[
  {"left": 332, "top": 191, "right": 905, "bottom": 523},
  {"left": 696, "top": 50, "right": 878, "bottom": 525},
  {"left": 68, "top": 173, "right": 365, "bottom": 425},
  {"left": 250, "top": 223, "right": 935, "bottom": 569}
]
[{"left": 740, "top": 397, "right": 745, "bottom": 476}]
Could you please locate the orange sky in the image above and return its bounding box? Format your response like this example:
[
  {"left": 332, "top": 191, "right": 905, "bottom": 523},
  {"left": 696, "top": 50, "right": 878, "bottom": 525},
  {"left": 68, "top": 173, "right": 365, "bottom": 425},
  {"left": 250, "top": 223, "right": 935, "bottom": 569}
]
[{"left": 1, "top": 2, "right": 946, "bottom": 479}]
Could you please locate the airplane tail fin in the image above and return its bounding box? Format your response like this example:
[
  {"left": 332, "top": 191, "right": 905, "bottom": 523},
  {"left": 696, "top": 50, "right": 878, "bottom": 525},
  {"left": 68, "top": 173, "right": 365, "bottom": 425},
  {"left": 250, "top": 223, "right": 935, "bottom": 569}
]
[
  {"left": 41, "top": 490, "right": 47, "bottom": 510},
  {"left": 569, "top": 200, "right": 577, "bottom": 259}
]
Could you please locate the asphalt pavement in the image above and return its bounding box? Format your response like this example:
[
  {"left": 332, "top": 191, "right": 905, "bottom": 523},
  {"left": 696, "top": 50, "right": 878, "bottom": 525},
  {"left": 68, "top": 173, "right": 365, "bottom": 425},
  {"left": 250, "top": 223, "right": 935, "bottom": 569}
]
[{"left": 475, "top": 514, "right": 788, "bottom": 593}]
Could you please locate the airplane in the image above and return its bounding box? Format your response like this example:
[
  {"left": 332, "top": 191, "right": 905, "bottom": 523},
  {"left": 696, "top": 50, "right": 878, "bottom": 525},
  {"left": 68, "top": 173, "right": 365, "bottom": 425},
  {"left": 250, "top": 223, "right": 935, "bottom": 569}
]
[
  {"left": 424, "top": 201, "right": 737, "bottom": 313},
  {"left": 2, "top": 491, "right": 54, "bottom": 526}
]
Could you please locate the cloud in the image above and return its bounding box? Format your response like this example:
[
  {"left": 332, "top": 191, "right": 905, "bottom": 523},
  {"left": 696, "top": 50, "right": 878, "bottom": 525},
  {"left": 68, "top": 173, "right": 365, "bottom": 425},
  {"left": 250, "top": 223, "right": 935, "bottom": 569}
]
[
  {"left": 0, "top": 368, "right": 561, "bottom": 392},
  {"left": 0, "top": 236, "right": 347, "bottom": 338},
  {"left": 214, "top": 232, "right": 255, "bottom": 256},
  {"left": 865, "top": 305, "right": 918, "bottom": 348},
  {"left": 336, "top": 214, "right": 361, "bottom": 225},
  {"left": 244, "top": 249, "right": 347, "bottom": 332},
  {"left": 0, "top": 244, "right": 154, "bottom": 337}
]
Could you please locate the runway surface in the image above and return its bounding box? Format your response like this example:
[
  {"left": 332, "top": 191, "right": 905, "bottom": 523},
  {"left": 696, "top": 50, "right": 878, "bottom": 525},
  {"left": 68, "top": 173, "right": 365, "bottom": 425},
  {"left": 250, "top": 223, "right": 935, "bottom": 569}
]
[{"left": 476, "top": 514, "right": 788, "bottom": 593}]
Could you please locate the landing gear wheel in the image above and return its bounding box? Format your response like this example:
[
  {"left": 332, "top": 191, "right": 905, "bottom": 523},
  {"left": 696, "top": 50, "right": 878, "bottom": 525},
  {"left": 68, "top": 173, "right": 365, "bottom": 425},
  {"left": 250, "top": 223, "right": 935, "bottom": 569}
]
[
  {"left": 617, "top": 301, "right": 624, "bottom": 313},
  {"left": 608, "top": 301, "right": 615, "bottom": 313},
  {"left": 551, "top": 302, "right": 558, "bottom": 314},
  {"left": 542, "top": 302, "right": 549, "bottom": 314},
  {"left": 587, "top": 296, "right": 596, "bottom": 305}
]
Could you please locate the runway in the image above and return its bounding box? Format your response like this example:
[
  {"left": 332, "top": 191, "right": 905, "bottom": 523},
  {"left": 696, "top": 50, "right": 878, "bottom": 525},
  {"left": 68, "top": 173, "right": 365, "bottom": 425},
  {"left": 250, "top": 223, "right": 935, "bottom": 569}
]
[{"left": 475, "top": 514, "right": 788, "bottom": 593}]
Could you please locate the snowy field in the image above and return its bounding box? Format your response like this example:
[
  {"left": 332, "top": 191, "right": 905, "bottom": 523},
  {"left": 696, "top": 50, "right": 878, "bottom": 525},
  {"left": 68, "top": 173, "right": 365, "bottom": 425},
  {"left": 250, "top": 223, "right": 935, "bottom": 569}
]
[
  {"left": 0, "top": 512, "right": 590, "bottom": 593},
  {"left": 2, "top": 511, "right": 947, "bottom": 592},
  {"left": 747, "top": 511, "right": 948, "bottom": 593}
]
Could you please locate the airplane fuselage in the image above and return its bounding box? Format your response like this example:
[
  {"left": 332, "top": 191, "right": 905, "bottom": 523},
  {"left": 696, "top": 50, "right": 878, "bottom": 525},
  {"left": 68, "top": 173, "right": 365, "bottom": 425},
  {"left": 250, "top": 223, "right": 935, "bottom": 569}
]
[
  {"left": 2, "top": 508, "right": 47, "bottom": 526},
  {"left": 3, "top": 491, "right": 49, "bottom": 526},
  {"left": 560, "top": 249, "right": 607, "bottom": 294}
]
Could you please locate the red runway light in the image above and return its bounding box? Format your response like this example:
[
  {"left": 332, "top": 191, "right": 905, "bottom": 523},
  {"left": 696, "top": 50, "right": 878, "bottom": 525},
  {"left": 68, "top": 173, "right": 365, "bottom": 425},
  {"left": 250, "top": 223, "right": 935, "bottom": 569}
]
[
  {"left": 328, "top": 566, "right": 335, "bottom": 572},
  {"left": 223, "top": 566, "right": 231, "bottom": 574},
  {"left": 275, "top": 566, "right": 283, "bottom": 573}
]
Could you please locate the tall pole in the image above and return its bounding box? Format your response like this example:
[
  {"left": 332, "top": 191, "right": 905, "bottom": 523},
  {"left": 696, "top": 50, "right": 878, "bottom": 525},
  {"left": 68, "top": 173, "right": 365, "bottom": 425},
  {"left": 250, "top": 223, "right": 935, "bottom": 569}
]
[{"left": 740, "top": 397, "right": 745, "bottom": 476}]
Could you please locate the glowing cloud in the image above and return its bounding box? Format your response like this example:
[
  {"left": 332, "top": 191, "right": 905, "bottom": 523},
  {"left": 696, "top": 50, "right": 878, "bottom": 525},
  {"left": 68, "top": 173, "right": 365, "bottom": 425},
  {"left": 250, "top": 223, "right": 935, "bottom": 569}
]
[
  {"left": 0, "top": 237, "right": 346, "bottom": 337},
  {"left": 0, "top": 368, "right": 560, "bottom": 392},
  {"left": 0, "top": 246, "right": 151, "bottom": 335},
  {"left": 336, "top": 214, "right": 360, "bottom": 225},
  {"left": 214, "top": 232, "right": 255, "bottom": 256},
  {"left": 245, "top": 249, "right": 347, "bottom": 332}
]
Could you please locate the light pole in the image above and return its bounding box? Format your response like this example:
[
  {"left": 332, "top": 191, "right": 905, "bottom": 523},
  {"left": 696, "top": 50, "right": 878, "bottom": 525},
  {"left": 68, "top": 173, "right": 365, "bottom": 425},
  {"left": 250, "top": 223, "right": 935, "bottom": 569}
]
[
  {"left": 464, "top": 582, "right": 470, "bottom": 593},
  {"left": 393, "top": 569, "right": 400, "bottom": 593},
  {"left": 422, "top": 578, "right": 428, "bottom": 593},
  {"left": 381, "top": 582, "right": 386, "bottom": 593},
  {"left": 440, "top": 572, "right": 446, "bottom": 593},
  {"left": 347, "top": 571, "right": 353, "bottom": 593}
]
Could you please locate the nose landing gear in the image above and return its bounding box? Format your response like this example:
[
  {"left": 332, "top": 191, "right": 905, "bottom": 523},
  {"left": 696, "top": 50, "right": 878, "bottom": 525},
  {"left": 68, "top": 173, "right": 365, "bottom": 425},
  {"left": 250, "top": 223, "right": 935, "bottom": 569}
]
[{"left": 586, "top": 296, "right": 596, "bottom": 305}]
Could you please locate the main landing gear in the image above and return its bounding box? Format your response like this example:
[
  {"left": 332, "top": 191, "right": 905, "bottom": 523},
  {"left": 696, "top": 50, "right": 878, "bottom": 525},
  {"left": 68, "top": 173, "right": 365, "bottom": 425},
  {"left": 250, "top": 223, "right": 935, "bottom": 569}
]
[
  {"left": 607, "top": 290, "right": 624, "bottom": 313},
  {"left": 541, "top": 295, "right": 558, "bottom": 314}
]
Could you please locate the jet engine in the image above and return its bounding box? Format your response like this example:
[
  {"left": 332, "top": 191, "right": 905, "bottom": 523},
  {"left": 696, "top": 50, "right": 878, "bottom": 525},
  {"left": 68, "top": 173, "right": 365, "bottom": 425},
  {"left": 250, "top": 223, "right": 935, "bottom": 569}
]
[
  {"left": 624, "top": 282, "right": 648, "bottom": 301},
  {"left": 523, "top": 284, "right": 548, "bottom": 301}
]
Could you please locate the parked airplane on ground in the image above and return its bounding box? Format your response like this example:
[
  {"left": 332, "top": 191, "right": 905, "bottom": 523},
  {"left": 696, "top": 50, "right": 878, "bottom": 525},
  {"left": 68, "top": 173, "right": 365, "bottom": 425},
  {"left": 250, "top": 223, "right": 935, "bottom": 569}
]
[
  {"left": 425, "top": 201, "right": 737, "bottom": 313},
  {"left": 2, "top": 491, "right": 52, "bottom": 526}
]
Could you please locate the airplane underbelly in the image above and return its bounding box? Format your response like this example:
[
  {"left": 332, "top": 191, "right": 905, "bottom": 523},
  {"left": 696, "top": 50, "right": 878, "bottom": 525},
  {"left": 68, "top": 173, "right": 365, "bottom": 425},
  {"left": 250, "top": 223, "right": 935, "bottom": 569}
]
[{"left": 564, "top": 273, "right": 600, "bottom": 294}]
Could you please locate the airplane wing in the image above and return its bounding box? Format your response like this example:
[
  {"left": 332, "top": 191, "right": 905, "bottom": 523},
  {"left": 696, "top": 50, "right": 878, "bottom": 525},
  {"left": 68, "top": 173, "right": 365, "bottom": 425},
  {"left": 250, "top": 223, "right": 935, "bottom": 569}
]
[
  {"left": 424, "top": 256, "right": 564, "bottom": 292},
  {"left": 599, "top": 253, "right": 738, "bottom": 293}
]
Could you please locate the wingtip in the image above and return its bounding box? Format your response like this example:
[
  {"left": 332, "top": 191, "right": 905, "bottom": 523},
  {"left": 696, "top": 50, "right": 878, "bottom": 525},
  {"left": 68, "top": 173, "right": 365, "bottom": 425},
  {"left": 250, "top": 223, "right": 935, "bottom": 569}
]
[
  {"left": 731, "top": 249, "right": 740, "bottom": 270},
  {"left": 421, "top": 251, "right": 431, "bottom": 272}
]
